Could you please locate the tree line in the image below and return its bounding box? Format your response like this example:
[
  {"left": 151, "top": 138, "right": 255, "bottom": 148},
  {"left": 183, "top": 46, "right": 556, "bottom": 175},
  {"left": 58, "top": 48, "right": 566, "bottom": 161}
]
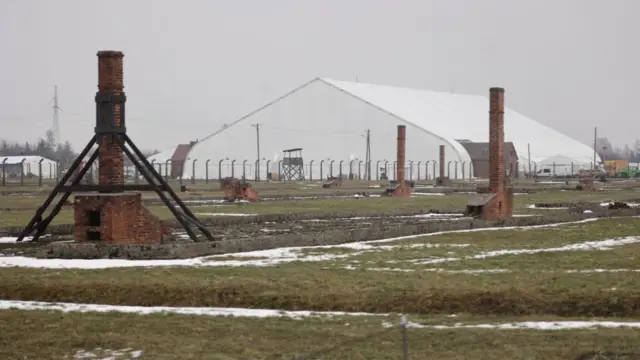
[
  {"left": 596, "top": 137, "right": 640, "bottom": 163},
  {"left": 0, "top": 130, "right": 160, "bottom": 171}
]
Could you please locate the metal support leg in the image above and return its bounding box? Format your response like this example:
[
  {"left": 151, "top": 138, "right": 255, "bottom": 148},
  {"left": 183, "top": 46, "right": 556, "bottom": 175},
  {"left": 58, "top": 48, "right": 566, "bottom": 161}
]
[
  {"left": 29, "top": 150, "right": 99, "bottom": 242},
  {"left": 122, "top": 134, "right": 213, "bottom": 240},
  {"left": 113, "top": 134, "right": 203, "bottom": 242},
  {"left": 16, "top": 136, "right": 97, "bottom": 242}
]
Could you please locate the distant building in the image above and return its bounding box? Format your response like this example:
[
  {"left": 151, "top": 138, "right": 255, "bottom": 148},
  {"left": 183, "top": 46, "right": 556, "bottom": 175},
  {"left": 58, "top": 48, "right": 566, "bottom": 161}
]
[
  {"left": 146, "top": 141, "right": 197, "bottom": 179},
  {"left": 0, "top": 155, "right": 58, "bottom": 179},
  {"left": 457, "top": 141, "right": 518, "bottom": 178},
  {"left": 157, "top": 78, "right": 601, "bottom": 179}
]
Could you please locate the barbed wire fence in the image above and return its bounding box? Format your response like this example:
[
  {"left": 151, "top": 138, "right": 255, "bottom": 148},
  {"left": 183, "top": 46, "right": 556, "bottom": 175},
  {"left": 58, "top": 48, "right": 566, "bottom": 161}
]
[{"left": 0, "top": 157, "right": 602, "bottom": 187}]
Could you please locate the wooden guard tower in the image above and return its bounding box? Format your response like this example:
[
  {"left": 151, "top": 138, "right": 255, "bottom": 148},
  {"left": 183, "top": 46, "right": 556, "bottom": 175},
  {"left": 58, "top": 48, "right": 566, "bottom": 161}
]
[{"left": 282, "top": 148, "right": 305, "bottom": 181}]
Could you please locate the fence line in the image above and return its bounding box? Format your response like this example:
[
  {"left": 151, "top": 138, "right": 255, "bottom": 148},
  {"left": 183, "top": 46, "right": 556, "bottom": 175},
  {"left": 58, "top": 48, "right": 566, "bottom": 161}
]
[{"left": 0, "top": 157, "right": 602, "bottom": 186}]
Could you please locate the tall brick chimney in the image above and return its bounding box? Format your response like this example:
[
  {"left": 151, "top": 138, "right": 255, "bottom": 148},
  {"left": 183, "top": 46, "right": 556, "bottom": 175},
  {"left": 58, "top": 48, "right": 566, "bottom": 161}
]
[
  {"left": 396, "top": 125, "right": 406, "bottom": 185},
  {"left": 465, "top": 87, "right": 513, "bottom": 219},
  {"left": 97, "top": 51, "right": 125, "bottom": 186},
  {"left": 439, "top": 145, "right": 445, "bottom": 180},
  {"left": 387, "top": 125, "right": 411, "bottom": 196},
  {"left": 488, "top": 87, "right": 505, "bottom": 195},
  {"left": 73, "top": 50, "right": 169, "bottom": 244}
]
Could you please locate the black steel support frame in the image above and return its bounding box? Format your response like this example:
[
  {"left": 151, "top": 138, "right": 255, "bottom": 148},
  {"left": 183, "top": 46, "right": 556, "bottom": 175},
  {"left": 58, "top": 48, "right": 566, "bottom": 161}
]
[{"left": 16, "top": 89, "right": 213, "bottom": 243}]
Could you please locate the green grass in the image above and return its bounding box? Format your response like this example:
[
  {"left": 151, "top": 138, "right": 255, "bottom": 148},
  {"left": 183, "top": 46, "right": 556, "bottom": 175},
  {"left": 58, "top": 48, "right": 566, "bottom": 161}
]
[
  {"left": 2, "top": 218, "right": 640, "bottom": 317},
  {"left": 2, "top": 188, "right": 640, "bottom": 228},
  {"left": 0, "top": 196, "right": 456, "bottom": 227},
  {"left": 1, "top": 310, "right": 639, "bottom": 359}
]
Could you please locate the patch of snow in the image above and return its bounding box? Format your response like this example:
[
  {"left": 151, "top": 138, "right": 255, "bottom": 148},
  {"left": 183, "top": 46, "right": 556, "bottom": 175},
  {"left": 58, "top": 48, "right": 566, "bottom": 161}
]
[
  {"left": 345, "top": 266, "right": 507, "bottom": 274},
  {"left": 525, "top": 204, "right": 569, "bottom": 210},
  {"left": 0, "top": 217, "right": 610, "bottom": 269},
  {"left": 600, "top": 202, "right": 640, "bottom": 208},
  {"left": 73, "top": 348, "right": 144, "bottom": 360},
  {"left": 195, "top": 213, "right": 257, "bottom": 216},
  {"left": 565, "top": 268, "right": 640, "bottom": 273},
  {"left": 402, "top": 236, "right": 640, "bottom": 265},
  {"left": 408, "top": 321, "right": 640, "bottom": 330},
  {"left": 0, "top": 300, "right": 386, "bottom": 319},
  {"left": 0, "top": 234, "right": 51, "bottom": 244},
  {"left": 411, "top": 192, "right": 445, "bottom": 196},
  {"left": 183, "top": 199, "right": 225, "bottom": 204},
  {"left": 345, "top": 267, "right": 640, "bottom": 274}
]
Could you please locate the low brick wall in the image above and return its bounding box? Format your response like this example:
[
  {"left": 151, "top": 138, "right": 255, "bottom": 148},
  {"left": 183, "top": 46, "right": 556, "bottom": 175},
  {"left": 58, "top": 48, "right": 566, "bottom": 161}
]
[
  {"left": 36, "top": 208, "right": 640, "bottom": 260},
  {"left": 0, "top": 210, "right": 462, "bottom": 237}
]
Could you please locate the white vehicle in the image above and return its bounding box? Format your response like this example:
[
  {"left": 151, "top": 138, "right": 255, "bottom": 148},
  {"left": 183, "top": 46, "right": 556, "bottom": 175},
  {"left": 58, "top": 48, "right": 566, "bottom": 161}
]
[{"left": 535, "top": 168, "right": 553, "bottom": 177}]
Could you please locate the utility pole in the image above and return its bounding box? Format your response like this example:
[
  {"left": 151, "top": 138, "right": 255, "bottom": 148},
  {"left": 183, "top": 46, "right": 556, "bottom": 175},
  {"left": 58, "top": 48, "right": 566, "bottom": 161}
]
[
  {"left": 593, "top": 127, "right": 598, "bottom": 170},
  {"left": 52, "top": 85, "right": 61, "bottom": 146},
  {"left": 527, "top": 143, "right": 531, "bottom": 179},
  {"left": 364, "top": 129, "right": 371, "bottom": 180},
  {"left": 251, "top": 123, "right": 261, "bottom": 180}
]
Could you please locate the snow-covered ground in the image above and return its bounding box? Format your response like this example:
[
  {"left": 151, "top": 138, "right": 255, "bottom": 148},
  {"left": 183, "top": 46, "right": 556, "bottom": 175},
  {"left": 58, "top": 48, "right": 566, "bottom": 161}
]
[
  {"left": 3, "top": 299, "right": 640, "bottom": 332},
  {"left": 526, "top": 201, "right": 640, "bottom": 210},
  {"left": 383, "top": 319, "right": 640, "bottom": 330}
]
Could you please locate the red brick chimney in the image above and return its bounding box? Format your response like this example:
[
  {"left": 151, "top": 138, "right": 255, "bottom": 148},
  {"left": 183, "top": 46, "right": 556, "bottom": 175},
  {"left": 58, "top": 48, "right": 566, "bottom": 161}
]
[
  {"left": 488, "top": 87, "right": 505, "bottom": 194},
  {"left": 396, "top": 125, "right": 406, "bottom": 185},
  {"left": 97, "top": 51, "right": 125, "bottom": 186},
  {"left": 388, "top": 125, "right": 411, "bottom": 196},
  {"left": 73, "top": 50, "right": 169, "bottom": 244},
  {"left": 486, "top": 87, "right": 513, "bottom": 219},
  {"left": 465, "top": 87, "right": 513, "bottom": 219},
  {"left": 439, "top": 145, "right": 445, "bottom": 180}
]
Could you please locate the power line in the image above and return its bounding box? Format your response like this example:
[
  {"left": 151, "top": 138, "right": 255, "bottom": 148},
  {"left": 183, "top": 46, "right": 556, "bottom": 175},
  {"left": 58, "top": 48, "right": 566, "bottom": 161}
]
[
  {"left": 364, "top": 129, "right": 371, "bottom": 180},
  {"left": 251, "top": 123, "right": 261, "bottom": 180},
  {"left": 52, "top": 85, "right": 60, "bottom": 146}
]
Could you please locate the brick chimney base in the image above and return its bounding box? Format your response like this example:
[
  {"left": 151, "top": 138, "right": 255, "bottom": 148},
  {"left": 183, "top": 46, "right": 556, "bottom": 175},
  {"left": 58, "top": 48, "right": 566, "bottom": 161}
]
[
  {"left": 466, "top": 178, "right": 514, "bottom": 220},
  {"left": 74, "top": 193, "right": 169, "bottom": 244}
]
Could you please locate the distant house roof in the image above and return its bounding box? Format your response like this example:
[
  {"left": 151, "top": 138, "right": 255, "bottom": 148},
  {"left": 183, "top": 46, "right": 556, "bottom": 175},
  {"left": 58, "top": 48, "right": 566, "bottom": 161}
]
[
  {"left": 457, "top": 142, "right": 518, "bottom": 161},
  {"left": 171, "top": 141, "right": 198, "bottom": 164},
  {"left": 0, "top": 155, "right": 56, "bottom": 164}
]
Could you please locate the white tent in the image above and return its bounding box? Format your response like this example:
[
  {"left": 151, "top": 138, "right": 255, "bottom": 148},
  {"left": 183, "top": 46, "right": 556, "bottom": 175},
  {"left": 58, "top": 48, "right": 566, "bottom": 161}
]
[
  {"left": 536, "top": 154, "right": 593, "bottom": 176},
  {"left": 171, "top": 78, "right": 601, "bottom": 180},
  {"left": 0, "top": 155, "right": 58, "bottom": 179}
]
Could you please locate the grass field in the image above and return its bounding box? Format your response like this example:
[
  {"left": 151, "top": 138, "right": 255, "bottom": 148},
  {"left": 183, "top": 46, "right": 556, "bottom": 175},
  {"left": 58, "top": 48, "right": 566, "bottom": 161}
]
[
  {"left": 2, "top": 309, "right": 640, "bottom": 359},
  {"left": 1, "top": 187, "right": 639, "bottom": 228},
  {"left": 2, "top": 218, "right": 640, "bottom": 315},
  {"left": 3, "top": 183, "right": 640, "bottom": 359}
]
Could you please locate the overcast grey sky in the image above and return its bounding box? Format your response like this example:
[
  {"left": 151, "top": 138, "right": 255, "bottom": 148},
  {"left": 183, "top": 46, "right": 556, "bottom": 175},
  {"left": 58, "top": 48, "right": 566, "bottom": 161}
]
[{"left": 0, "top": 0, "right": 637, "bottom": 152}]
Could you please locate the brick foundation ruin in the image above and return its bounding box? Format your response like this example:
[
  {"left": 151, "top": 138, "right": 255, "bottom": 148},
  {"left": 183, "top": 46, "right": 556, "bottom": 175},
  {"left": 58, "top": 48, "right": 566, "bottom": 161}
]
[
  {"left": 466, "top": 87, "right": 514, "bottom": 220},
  {"left": 73, "top": 51, "right": 169, "bottom": 244},
  {"left": 74, "top": 193, "right": 169, "bottom": 243}
]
